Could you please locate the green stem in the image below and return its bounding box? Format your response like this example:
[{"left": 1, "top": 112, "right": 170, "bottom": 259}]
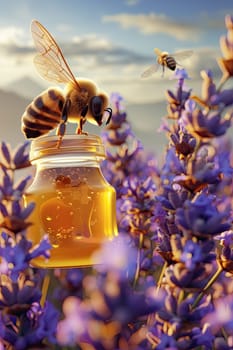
[
  {"left": 178, "top": 289, "right": 185, "bottom": 304},
  {"left": 217, "top": 73, "right": 230, "bottom": 92},
  {"left": 156, "top": 260, "right": 168, "bottom": 292},
  {"left": 191, "top": 265, "right": 223, "bottom": 309},
  {"left": 40, "top": 270, "right": 51, "bottom": 307},
  {"left": 133, "top": 233, "right": 144, "bottom": 288},
  {"left": 221, "top": 326, "right": 228, "bottom": 342},
  {"left": 188, "top": 137, "right": 201, "bottom": 175}
]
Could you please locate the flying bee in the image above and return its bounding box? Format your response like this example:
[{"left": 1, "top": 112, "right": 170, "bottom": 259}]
[
  {"left": 21, "top": 20, "right": 112, "bottom": 145},
  {"left": 141, "top": 47, "right": 193, "bottom": 78}
]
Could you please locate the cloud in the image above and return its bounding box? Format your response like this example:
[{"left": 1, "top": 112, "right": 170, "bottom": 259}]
[
  {"left": 102, "top": 13, "right": 201, "bottom": 41},
  {"left": 0, "top": 30, "right": 149, "bottom": 69},
  {"left": 64, "top": 35, "right": 148, "bottom": 67},
  {"left": 2, "top": 23, "right": 220, "bottom": 79},
  {"left": 0, "top": 25, "right": 33, "bottom": 60},
  {"left": 0, "top": 23, "right": 224, "bottom": 106},
  {"left": 124, "top": 0, "right": 140, "bottom": 5},
  {"left": 0, "top": 26, "right": 29, "bottom": 46},
  {"left": 182, "top": 46, "right": 222, "bottom": 79}
]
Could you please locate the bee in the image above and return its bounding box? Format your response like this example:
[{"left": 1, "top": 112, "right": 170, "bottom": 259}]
[
  {"left": 21, "top": 20, "right": 112, "bottom": 145},
  {"left": 141, "top": 47, "right": 193, "bottom": 78}
]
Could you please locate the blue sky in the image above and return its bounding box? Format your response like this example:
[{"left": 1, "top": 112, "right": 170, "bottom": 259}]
[{"left": 0, "top": 0, "right": 232, "bottom": 103}]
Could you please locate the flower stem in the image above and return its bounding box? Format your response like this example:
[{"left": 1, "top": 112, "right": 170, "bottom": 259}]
[
  {"left": 217, "top": 73, "right": 230, "bottom": 92},
  {"left": 156, "top": 260, "right": 168, "bottom": 292},
  {"left": 133, "top": 233, "right": 144, "bottom": 288},
  {"left": 191, "top": 265, "right": 223, "bottom": 309},
  {"left": 40, "top": 270, "right": 51, "bottom": 307}
]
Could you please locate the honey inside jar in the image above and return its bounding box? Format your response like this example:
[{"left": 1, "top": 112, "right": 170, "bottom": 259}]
[{"left": 24, "top": 135, "right": 118, "bottom": 268}]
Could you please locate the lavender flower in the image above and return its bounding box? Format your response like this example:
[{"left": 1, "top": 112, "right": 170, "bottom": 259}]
[
  {"left": 92, "top": 235, "right": 137, "bottom": 278},
  {"left": 147, "top": 294, "right": 213, "bottom": 349},
  {"left": 216, "top": 230, "right": 233, "bottom": 273},
  {"left": 57, "top": 237, "right": 164, "bottom": 349},
  {"left": 182, "top": 107, "right": 232, "bottom": 138},
  {"left": 0, "top": 141, "right": 55, "bottom": 349},
  {"left": 0, "top": 141, "right": 30, "bottom": 170},
  {"left": 119, "top": 175, "right": 157, "bottom": 236},
  {"left": 219, "top": 15, "right": 233, "bottom": 77},
  {"left": 0, "top": 233, "right": 50, "bottom": 281},
  {"left": 0, "top": 14, "right": 233, "bottom": 350},
  {"left": 175, "top": 192, "right": 231, "bottom": 238},
  {"left": 165, "top": 70, "right": 191, "bottom": 119},
  {"left": 170, "top": 125, "right": 196, "bottom": 157},
  {"left": 180, "top": 240, "right": 207, "bottom": 270},
  {"left": 203, "top": 295, "right": 233, "bottom": 335},
  {"left": 191, "top": 70, "right": 217, "bottom": 109}
]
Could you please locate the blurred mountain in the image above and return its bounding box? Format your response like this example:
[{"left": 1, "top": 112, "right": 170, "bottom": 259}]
[
  {"left": 0, "top": 86, "right": 168, "bottom": 154},
  {"left": 5, "top": 76, "right": 45, "bottom": 99},
  {"left": 127, "top": 101, "right": 168, "bottom": 156},
  {"left": 0, "top": 89, "right": 30, "bottom": 147}
]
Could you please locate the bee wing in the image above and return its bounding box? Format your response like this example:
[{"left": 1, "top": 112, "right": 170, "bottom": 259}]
[
  {"left": 141, "top": 63, "right": 159, "bottom": 78},
  {"left": 172, "top": 50, "right": 193, "bottom": 62},
  {"left": 31, "top": 20, "right": 81, "bottom": 89},
  {"left": 33, "top": 54, "right": 74, "bottom": 84}
]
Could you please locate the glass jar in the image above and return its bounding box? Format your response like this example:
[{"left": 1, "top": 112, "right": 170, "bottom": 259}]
[{"left": 24, "top": 134, "right": 118, "bottom": 268}]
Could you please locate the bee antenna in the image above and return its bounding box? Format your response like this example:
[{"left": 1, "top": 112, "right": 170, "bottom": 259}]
[{"left": 104, "top": 107, "right": 112, "bottom": 125}]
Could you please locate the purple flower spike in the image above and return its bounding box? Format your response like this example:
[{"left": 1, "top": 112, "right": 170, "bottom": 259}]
[
  {"left": 170, "top": 68, "right": 190, "bottom": 81},
  {"left": 182, "top": 108, "right": 232, "bottom": 138},
  {"left": 220, "top": 15, "right": 233, "bottom": 60},
  {"left": 0, "top": 13, "right": 233, "bottom": 349},
  {"left": 219, "top": 14, "right": 233, "bottom": 76},
  {"left": 0, "top": 142, "right": 11, "bottom": 166},
  {"left": 176, "top": 193, "right": 231, "bottom": 238},
  {"left": 210, "top": 89, "right": 233, "bottom": 107},
  {"left": 28, "top": 234, "right": 51, "bottom": 261},
  {"left": 13, "top": 141, "right": 30, "bottom": 169},
  {"left": 180, "top": 240, "right": 203, "bottom": 270},
  {"left": 203, "top": 295, "right": 233, "bottom": 335},
  {"left": 110, "top": 92, "right": 125, "bottom": 113},
  {"left": 93, "top": 235, "right": 137, "bottom": 279}
]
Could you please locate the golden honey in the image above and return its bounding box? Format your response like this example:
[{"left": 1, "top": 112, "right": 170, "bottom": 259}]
[{"left": 24, "top": 135, "right": 118, "bottom": 268}]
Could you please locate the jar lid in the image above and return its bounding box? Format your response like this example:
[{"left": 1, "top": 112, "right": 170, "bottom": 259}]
[{"left": 29, "top": 134, "right": 106, "bottom": 161}]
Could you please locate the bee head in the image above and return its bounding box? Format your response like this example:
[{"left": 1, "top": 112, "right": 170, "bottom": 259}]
[{"left": 88, "top": 92, "right": 109, "bottom": 126}]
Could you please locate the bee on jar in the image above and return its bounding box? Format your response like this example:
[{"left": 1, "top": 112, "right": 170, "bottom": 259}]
[
  {"left": 141, "top": 47, "right": 193, "bottom": 78},
  {"left": 21, "top": 20, "right": 112, "bottom": 146}
]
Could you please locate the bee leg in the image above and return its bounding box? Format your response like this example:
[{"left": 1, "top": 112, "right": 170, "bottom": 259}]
[
  {"left": 76, "top": 105, "right": 88, "bottom": 135},
  {"left": 104, "top": 108, "right": 112, "bottom": 125},
  {"left": 161, "top": 65, "right": 165, "bottom": 77},
  {"left": 56, "top": 99, "right": 71, "bottom": 148}
]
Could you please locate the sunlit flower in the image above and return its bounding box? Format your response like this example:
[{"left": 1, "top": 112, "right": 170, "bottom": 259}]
[
  {"left": 219, "top": 14, "right": 233, "bottom": 76},
  {"left": 182, "top": 108, "right": 232, "bottom": 138},
  {"left": 191, "top": 70, "right": 217, "bottom": 109},
  {"left": 170, "top": 125, "right": 196, "bottom": 157},
  {"left": 216, "top": 230, "right": 233, "bottom": 273}
]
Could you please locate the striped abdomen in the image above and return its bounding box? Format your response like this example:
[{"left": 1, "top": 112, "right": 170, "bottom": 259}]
[
  {"left": 165, "top": 56, "right": 176, "bottom": 71},
  {"left": 21, "top": 88, "right": 65, "bottom": 139}
]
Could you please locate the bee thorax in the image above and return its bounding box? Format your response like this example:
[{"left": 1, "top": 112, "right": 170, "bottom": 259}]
[{"left": 66, "top": 90, "right": 89, "bottom": 122}]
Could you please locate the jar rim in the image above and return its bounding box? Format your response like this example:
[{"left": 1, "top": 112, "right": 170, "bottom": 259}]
[{"left": 29, "top": 134, "right": 106, "bottom": 162}]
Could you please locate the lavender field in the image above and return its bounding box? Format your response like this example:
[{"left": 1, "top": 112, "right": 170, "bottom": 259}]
[{"left": 0, "top": 14, "right": 233, "bottom": 350}]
